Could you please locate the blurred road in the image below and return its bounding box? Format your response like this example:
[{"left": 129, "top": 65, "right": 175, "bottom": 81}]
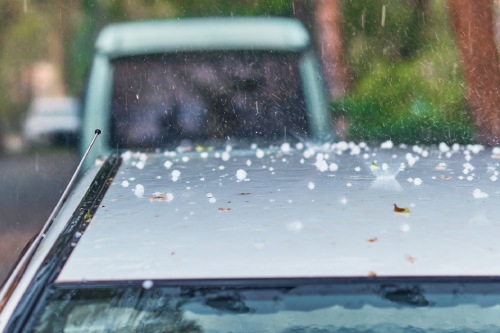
[{"left": 0, "top": 149, "right": 78, "bottom": 284}]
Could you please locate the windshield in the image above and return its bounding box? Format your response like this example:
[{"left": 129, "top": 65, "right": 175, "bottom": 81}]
[
  {"left": 110, "top": 51, "right": 308, "bottom": 149},
  {"left": 31, "top": 279, "right": 500, "bottom": 333}
]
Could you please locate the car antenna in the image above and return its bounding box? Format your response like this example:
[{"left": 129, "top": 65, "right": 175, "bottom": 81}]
[
  {"left": 0, "top": 129, "right": 101, "bottom": 308},
  {"left": 45, "top": 129, "right": 102, "bottom": 226}
]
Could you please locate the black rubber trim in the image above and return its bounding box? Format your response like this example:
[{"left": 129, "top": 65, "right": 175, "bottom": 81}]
[
  {"left": 5, "top": 154, "right": 121, "bottom": 333},
  {"left": 50, "top": 275, "right": 500, "bottom": 290}
]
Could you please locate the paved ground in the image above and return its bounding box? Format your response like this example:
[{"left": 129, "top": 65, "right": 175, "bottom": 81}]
[{"left": 0, "top": 148, "right": 78, "bottom": 283}]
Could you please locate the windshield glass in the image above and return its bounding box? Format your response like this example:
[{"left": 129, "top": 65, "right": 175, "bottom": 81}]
[
  {"left": 110, "top": 51, "right": 308, "bottom": 149},
  {"left": 32, "top": 280, "right": 500, "bottom": 332}
]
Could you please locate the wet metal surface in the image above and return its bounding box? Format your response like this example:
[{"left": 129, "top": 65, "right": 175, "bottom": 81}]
[{"left": 57, "top": 143, "right": 500, "bottom": 282}]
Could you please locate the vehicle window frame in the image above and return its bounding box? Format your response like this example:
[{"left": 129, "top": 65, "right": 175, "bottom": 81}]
[{"left": 22, "top": 276, "right": 500, "bottom": 332}]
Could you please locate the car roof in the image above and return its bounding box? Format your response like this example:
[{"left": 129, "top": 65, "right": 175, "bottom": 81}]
[
  {"left": 57, "top": 143, "right": 500, "bottom": 282},
  {"left": 95, "top": 17, "right": 311, "bottom": 57}
]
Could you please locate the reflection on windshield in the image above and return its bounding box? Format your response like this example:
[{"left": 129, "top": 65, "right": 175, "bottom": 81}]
[
  {"left": 32, "top": 280, "right": 500, "bottom": 332},
  {"left": 110, "top": 51, "right": 308, "bottom": 149}
]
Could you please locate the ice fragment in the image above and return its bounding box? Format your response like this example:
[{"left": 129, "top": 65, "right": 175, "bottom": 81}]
[
  {"left": 142, "top": 280, "right": 154, "bottom": 289},
  {"left": 472, "top": 189, "right": 489, "bottom": 199},
  {"left": 221, "top": 151, "right": 230, "bottom": 161},
  {"left": 381, "top": 140, "right": 393, "bottom": 149},
  {"left": 164, "top": 161, "right": 173, "bottom": 169},
  {"left": 236, "top": 169, "right": 247, "bottom": 181},
  {"left": 171, "top": 170, "right": 181, "bottom": 182},
  {"left": 280, "top": 142, "right": 291, "bottom": 153},
  {"left": 134, "top": 184, "right": 144, "bottom": 198}
]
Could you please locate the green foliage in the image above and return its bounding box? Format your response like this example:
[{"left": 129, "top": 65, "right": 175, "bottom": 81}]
[
  {"left": 332, "top": 58, "right": 474, "bottom": 144},
  {"left": 338, "top": 0, "right": 473, "bottom": 144},
  {"left": 167, "top": 0, "right": 291, "bottom": 17},
  {"left": 0, "top": 10, "right": 50, "bottom": 126}
]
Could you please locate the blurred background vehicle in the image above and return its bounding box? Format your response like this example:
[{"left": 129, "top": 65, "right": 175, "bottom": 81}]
[
  {"left": 22, "top": 96, "right": 80, "bottom": 147},
  {"left": 80, "top": 17, "right": 330, "bottom": 167}
]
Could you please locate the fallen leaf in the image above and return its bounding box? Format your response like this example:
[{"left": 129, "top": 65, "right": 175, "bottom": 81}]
[
  {"left": 239, "top": 192, "right": 251, "bottom": 195},
  {"left": 149, "top": 195, "right": 171, "bottom": 202},
  {"left": 218, "top": 207, "right": 232, "bottom": 211},
  {"left": 84, "top": 210, "right": 92, "bottom": 222},
  {"left": 435, "top": 163, "right": 447, "bottom": 170},
  {"left": 368, "top": 271, "right": 377, "bottom": 277},
  {"left": 368, "top": 237, "right": 378, "bottom": 243},
  {"left": 441, "top": 175, "right": 452, "bottom": 180},
  {"left": 405, "top": 255, "right": 416, "bottom": 264},
  {"left": 394, "top": 204, "right": 410, "bottom": 213}
]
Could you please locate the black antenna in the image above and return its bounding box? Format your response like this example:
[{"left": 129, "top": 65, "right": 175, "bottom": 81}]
[
  {"left": 0, "top": 129, "right": 102, "bottom": 305},
  {"left": 45, "top": 129, "right": 101, "bottom": 226}
]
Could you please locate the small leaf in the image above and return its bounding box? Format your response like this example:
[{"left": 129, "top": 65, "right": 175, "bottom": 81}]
[
  {"left": 84, "top": 210, "right": 92, "bottom": 222},
  {"left": 394, "top": 204, "right": 410, "bottom": 213}
]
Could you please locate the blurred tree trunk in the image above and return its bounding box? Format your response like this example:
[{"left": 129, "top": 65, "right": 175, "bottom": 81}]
[
  {"left": 291, "top": 0, "right": 312, "bottom": 30},
  {"left": 447, "top": 0, "right": 500, "bottom": 145},
  {"left": 292, "top": 0, "right": 349, "bottom": 100},
  {"left": 314, "top": 0, "right": 349, "bottom": 99}
]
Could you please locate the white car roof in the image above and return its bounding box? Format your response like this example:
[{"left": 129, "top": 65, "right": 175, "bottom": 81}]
[
  {"left": 57, "top": 143, "right": 500, "bottom": 282},
  {"left": 96, "top": 17, "right": 311, "bottom": 57}
]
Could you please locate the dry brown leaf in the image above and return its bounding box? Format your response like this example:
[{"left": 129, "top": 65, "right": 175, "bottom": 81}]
[
  {"left": 405, "top": 255, "right": 416, "bottom": 264},
  {"left": 149, "top": 195, "right": 171, "bottom": 202},
  {"left": 394, "top": 204, "right": 410, "bottom": 213}
]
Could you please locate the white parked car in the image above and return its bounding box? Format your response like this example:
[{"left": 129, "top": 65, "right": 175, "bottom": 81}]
[
  {"left": 23, "top": 97, "right": 80, "bottom": 146},
  {"left": 2, "top": 17, "right": 500, "bottom": 333}
]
